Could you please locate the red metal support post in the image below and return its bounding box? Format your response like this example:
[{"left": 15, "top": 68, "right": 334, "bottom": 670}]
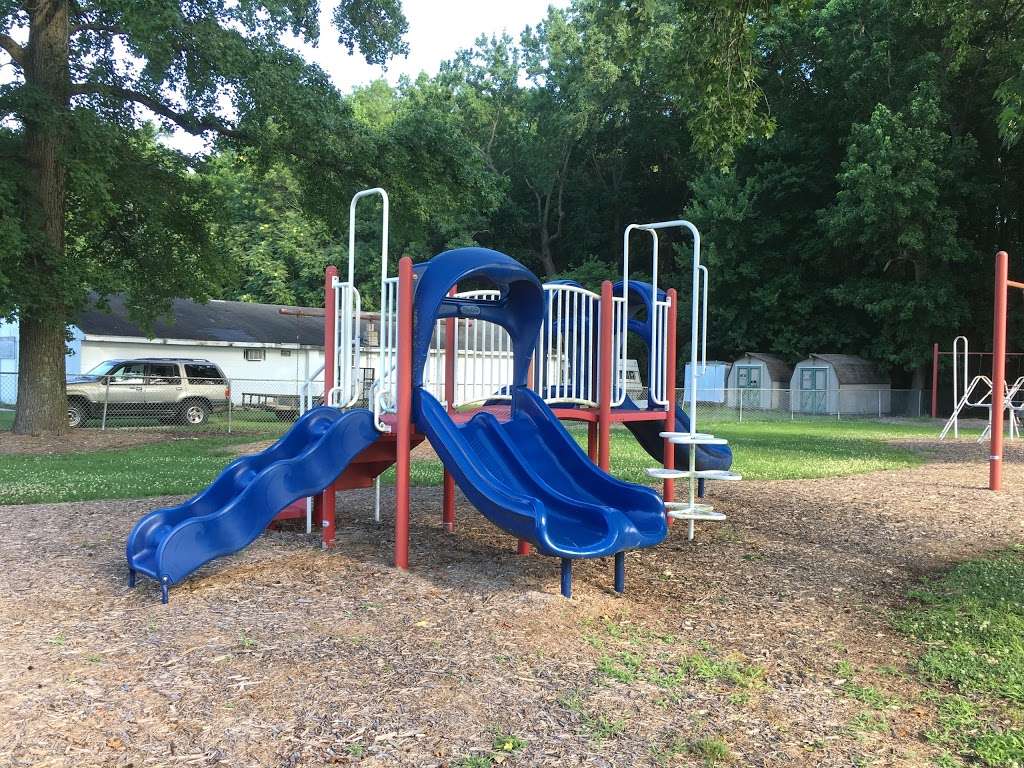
[
  {"left": 321, "top": 265, "right": 338, "bottom": 549},
  {"left": 395, "top": 257, "right": 414, "bottom": 568},
  {"left": 598, "top": 281, "right": 614, "bottom": 472},
  {"left": 990, "top": 251, "right": 1009, "bottom": 491},
  {"left": 931, "top": 342, "right": 940, "bottom": 419},
  {"left": 587, "top": 422, "right": 598, "bottom": 462},
  {"left": 442, "top": 285, "right": 457, "bottom": 533},
  {"left": 663, "top": 288, "right": 678, "bottom": 506}
]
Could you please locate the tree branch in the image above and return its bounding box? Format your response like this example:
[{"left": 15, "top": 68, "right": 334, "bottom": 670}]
[
  {"left": 70, "top": 82, "right": 247, "bottom": 139},
  {"left": 71, "top": 22, "right": 127, "bottom": 36},
  {"left": 0, "top": 34, "right": 25, "bottom": 67}
]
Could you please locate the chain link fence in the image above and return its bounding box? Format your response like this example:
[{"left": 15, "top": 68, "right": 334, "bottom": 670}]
[{"left": 0, "top": 371, "right": 931, "bottom": 434}]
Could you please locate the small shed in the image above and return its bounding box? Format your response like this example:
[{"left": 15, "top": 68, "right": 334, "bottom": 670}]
[
  {"left": 726, "top": 353, "right": 792, "bottom": 410},
  {"left": 790, "top": 354, "right": 891, "bottom": 415}
]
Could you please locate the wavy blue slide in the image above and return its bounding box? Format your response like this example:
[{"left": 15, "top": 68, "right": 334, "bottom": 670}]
[
  {"left": 415, "top": 386, "right": 667, "bottom": 560},
  {"left": 126, "top": 407, "right": 380, "bottom": 602}
]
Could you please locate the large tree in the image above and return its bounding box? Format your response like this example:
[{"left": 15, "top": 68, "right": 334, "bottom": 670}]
[{"left": 0, "top": 0, "right": 407, "bottom": 434}]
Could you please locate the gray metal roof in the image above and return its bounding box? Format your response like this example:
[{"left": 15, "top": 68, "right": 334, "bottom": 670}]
[
  {"left": 742, "top": 352, "right": 793, "bottom": 382},
  {"left": 76, "top": 295, "right": 326, "bottom": 347},
  {"left": 806, "top": 353, "right": 890, "bottom": 385}
]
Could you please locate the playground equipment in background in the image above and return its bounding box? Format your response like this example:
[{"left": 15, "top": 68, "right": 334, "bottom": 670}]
[
  {"left": 990, "top": 250, "right": 1024, "bottom": 491},
  {"left": 930, "top": 335, "right": 1024, "bottom": 424},
  {"left": 939, "top": 372, "right": 1023, "bottom": 442},
  {"left": 126, "top": 188, "right": 735, "bottom": 602}
]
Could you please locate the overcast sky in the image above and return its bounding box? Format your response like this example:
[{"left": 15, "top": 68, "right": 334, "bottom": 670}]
[
  {"left": 293, "top": 0, "right": 566, "bottom": 91},
  {"left": 164, "top": 0, "right": 568, "bottom": 152}
]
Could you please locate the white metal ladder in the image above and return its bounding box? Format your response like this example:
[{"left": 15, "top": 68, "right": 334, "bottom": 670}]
[{"left": 627, "top": 221, "right": 738, "bottom": 540}]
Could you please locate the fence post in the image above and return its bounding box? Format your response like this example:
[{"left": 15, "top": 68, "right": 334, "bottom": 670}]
[
  {"left": 738, "top": 390, "right": 743, "bottom": 422},
  {"left": 878, "top": 389, "right": 882, "bottom": 419},
  {"left": 227, "top": 383, "right": 233, "bottom": 434},
  {"left": 101, "top": 377, "right": 110, "bottom": 430}
]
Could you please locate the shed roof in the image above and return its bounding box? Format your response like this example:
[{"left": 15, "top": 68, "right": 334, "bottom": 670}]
[
  {"left": 76, "top": 295, "right": 326, "bottom": 347},
  {"left": 806, "top": 353, "right": 889, "bottom": 385},
  {"left": 742, "top": 352, "right": 792, "bottom": 382}
]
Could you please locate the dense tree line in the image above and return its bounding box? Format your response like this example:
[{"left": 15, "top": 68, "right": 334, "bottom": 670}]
[
  {"left": 206, "top": 0, "right": 1024, "bottom": 388},
  {"left": 3, "top": 0, "right": 1023, "bottom": 432}
]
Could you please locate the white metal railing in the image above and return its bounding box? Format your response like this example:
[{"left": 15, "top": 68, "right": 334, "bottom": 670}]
[
  {"left": 450, "top": 290, "right": 514, "bottom": 407},
  {"left": 328, "top": 280, "right": 361, "bottom": 407},
  {"left": 534, "top": 283, "right": 600, "bottom": 407},
  {"left": 330, "top": 187, "right": 387, "bottom": 413},
  {"left": 373, "top": 275, "right": 399, "bottom": 430},
  {"left": 611, "top": 295, "right": 628, "bottom": 405}
]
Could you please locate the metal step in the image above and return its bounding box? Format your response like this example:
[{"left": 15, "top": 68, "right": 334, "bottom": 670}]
[
  {"left": 659, "top": 431, "right": 729, "bottom": 446},
  {"left": 646, "top": 468, "right": 741, "bottom": 481},
  {"left": 664, "top": 502, "right": 728, "bottom": 522}
]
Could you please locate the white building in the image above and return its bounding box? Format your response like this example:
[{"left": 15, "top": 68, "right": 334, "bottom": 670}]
[{"left": 790, "top": 353, "right": 891, "bottom": 415}]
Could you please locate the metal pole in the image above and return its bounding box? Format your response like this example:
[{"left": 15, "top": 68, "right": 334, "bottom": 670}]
[
  {"left": 598, "top": 280, "right": 613, "bottom": 471},
  {"left": 321, "top": 265, "right": 338, "bottom": 549},
  {"left": 663, "top": 288, "right": 678, "bottom": 506},
  {"left": 101, "top": 376, "right": 110, "bottom": 430},
  {"left": 443, "top": 285, "right": 457, "bottom": 533},
  {"left": 931, "top": 342, "right": 939, "bottom": 418},
  {"left": 395, "top": 257, "right": 414, "bottom": 568},
  {"left": 990, "top": 251, "right": 1009, "bottom": 491}
]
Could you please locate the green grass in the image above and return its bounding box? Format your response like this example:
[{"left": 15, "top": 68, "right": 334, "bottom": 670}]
[
  {"left": 0, "top": 435, "right": 260, "bottom": 504},
  {"left": 0, "top": 410, "right": 12, "bottom": 429},
  {"left": 0, "top": 417, "right": 945, "bottom": 505},
  {"left": 895, "top": 549, "right": 1024, "bottom": 767}
]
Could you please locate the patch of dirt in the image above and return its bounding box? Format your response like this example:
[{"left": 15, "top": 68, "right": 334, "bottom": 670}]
[
  {"left": 0, "top": 441, "right": 1022, "bottom": 767},
  {"left": 0, "top": 428, "right": 183, "bottom": 455}
]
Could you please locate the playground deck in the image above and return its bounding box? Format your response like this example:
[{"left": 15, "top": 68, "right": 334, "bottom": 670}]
[{"left": 1, "top": 439, "right": 1021, "bottom": 767}]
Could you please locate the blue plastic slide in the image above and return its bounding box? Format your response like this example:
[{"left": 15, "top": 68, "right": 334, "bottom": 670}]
[
  {"left": 618, "top": 395, "right": 733, "bottom": 472},
  {"left": 126, "top": 407, "right": 380, "bottom": 602},
  {"left": 415, "top": 386, "right": 667, "bottom": 560}
]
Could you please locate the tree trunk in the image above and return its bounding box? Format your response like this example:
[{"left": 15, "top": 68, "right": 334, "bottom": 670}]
[
  {"left": 538, "top": 232, "right": 557, "bottom": 279},
  {"left": 13, "top": 1, "right": 71, "bottom": 435},
  {"left": 14, "top": 315, "right": 68, "bottom": 434}
]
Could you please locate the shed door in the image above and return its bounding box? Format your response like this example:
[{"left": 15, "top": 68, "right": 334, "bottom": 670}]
[
  {"left": 799, "top": 366, "right": 828, "bottom": 414},
  {"left": 736, "top": 364, "right": 762, "bottom": 409}
]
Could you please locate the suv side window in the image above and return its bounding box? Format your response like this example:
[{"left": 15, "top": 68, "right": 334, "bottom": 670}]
[
  {"left": 184, "top": 363, "right": 225, "bottom": 385},
  {"left": 147, "top": 363, "right": 181, "bottom": 385},
  {"left": 110, "top": 362, "right": 146, "bottom": 382}
]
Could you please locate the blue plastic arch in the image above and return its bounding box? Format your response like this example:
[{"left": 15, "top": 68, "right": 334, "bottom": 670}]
[{"left": 411, "top": 247, "right": 544, "bottom": 391}]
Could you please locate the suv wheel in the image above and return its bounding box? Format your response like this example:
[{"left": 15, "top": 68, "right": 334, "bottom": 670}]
[
  {"left": 180, "top": 400, "right": 210, "bottom": 426},
  {"left": 67, "top": 400, "right": 88, "bottom": 429}
]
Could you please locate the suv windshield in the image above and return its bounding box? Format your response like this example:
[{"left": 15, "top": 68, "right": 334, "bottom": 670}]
[{"left": 84, "top": 360, "right": 121, "bottom": 377}]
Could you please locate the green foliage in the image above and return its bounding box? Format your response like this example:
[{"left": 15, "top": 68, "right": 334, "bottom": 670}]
[{"left": 689, "top": 736, "right": 733, "bottom": 766}]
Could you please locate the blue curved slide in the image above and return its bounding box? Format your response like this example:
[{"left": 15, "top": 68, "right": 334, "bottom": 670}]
[
  {"left": 618, "top": 395, "right": 733, "bottom": 472},
  {"left": 415, "top": 386, "right": 667, "bottom": 561},
  {"left": 126, "top": 407, "right": 380, "bottom": 602}
]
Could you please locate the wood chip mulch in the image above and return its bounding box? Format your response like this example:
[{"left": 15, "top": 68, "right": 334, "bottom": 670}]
[{"left": 0, "top": 437, "right": 1021, "bottom": 767}]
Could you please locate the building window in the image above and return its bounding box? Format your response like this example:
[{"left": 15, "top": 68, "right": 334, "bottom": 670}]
[
  {"left": 244, "top": 348, "right": 265, "bottom": 362},
  {"left": 280, "top": 349, "right": 292, "bottom": 357}
]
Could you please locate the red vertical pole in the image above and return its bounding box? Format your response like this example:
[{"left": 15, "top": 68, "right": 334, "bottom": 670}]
[
  {"left": 663, "top": 289, "right": 678, "bottom": 506},
  {"left": 990, "top": 251, "right": 1008, "bottom": 492},
  {"left": 321, "top": 265, "right": 338, "bottom": 549},
  {"left": 598, "top": 281, "right": 613, "bottom": 472},
  {"left": 395, "top": 257, "right": 414, "bottom": 568},
  {"left": 931, "top": 342, "right": 940, "bottom": 418},
  {"left": 587, "top": 421, "right": 598, "bottom": 462},
  {"left": 442, "top": 285, "right": 457, "bottom": 533}
]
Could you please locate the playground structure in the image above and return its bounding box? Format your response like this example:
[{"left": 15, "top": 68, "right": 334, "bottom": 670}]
[{"left": 125, "top": 188, "right": 737, "bottom": 603}]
